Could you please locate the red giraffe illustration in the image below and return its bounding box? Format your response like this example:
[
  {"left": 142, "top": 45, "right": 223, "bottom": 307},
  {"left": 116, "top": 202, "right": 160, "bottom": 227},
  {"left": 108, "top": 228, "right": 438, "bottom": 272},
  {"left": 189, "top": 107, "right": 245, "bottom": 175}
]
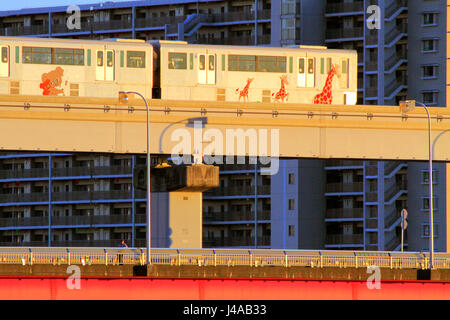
[
  {"left": 236, "top": 78, "right": 254, "bottom": 102},
  {"left": 314, "top": 63, "right": 341, "bottom": 105},
  {"left": 272, "top": 75, "right": 289, "bottom": 103}
]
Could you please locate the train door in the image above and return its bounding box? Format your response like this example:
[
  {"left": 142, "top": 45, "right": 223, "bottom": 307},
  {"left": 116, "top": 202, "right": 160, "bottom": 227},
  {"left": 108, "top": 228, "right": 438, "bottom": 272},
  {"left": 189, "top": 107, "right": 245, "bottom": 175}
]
[
  {"left": 96, "top": 49, "right": 115, "bottom": 81},
  {"left": 207, "top": 54, "right": 216, "bottom": 85},
  {"left": 0, "top": 46, "right": 10, "bottom": 78},
  {"left": 198, "top": 54, "right": 206, "bottom": 84},
  {"left": 306, "top": 57, "right": 315, "bottom": 88},
  {"left": 297, "top": 57, "right": 306, "bottom": 87},
  {"left": 198, "top": 53, "right": 216, "bottom": 85}
]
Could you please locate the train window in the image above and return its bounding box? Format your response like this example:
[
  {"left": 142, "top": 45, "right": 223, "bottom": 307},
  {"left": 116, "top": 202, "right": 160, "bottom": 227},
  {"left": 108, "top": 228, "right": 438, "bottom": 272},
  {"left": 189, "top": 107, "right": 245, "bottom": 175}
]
[
  {"left": 87, "top": 49, "right": 91, "bottom": 66},
  {"left": 228, "top": 55, "right": 256, "bottom": 72},
  {"left": 229, "top": 55, "right": 286, "bottom": 73},
  {"left": 326, "top": 58, "right": 332, "bottom": 73},
  {"left": 320, "top": 58, "right": 324, "bottom": 74},
  {"left": 23, "top": 47, "right": 51, "bottom": 64},
  {"left": 199, "top": 55, "right": 205, "bottom": 71},
  {"left": 308, "top": 59, "right": 314, "bottom": 74},
  {"left": 299, "top": 58, "right": 305, "bottom": 74},
  {"left": 1, "top": 47, "right": 7, "bottom": 63},
  {"left": 342, "top": 59, "right": 348, "bottom": 74},
  {"left": 53, "top": 48, "right": 84, "bottom": 66},
  {"left": 190, "top": 53, "right": 194, "bottom": 70},
  {"left": 23, "top": 47, "right": 84, "bottom": 65},
  {"left": 107, "top": 51, "right": 114, "bottom": 67},
  {"left": 168, "top": 52, "right": 187, "bottom": 70},
  {"left": 97, "top": 51, "right": 103, "bottom": 67},
  {"left": 256, "top": 56, "right": 286, "bottom": 73},
  {"left": 208, "top": 55, "right": 215, "bottom": 71},
  {"left": 127, "top": 51, "right": 146, "bottom": 68}
]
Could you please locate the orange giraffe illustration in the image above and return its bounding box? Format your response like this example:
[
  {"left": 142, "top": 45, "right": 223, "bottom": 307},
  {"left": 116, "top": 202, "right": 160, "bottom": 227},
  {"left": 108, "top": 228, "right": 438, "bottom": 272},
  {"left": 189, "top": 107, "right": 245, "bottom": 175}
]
[
  {"left": 272, "top": 75, "right": 289, "bottom": 103},
  {"left": 314, "top": 63, "right": 341, "bottom": 104},
  {"left": 236, "top": 78, "right": 254, "bottom": 102}
]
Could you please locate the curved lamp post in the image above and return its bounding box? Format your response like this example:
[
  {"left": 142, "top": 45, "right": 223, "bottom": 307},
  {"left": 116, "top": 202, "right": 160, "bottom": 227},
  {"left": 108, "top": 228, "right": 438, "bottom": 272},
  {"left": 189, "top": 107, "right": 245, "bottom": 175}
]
[
  {"left": 119, "top": 91, "right": 151, "bottom": 265},
  {"left": 400, "top": 100, "right": 433, "bottom": 269}
]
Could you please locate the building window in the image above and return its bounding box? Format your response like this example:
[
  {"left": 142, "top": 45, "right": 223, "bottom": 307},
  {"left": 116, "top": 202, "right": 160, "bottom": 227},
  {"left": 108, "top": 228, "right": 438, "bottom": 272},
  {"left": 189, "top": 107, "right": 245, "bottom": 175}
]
[
  {"left": 288, "top": 173, "right": 295, "bottom": 184},
  {"left": 422, "top": 39, "right": 439, "bottom": 53},
  {"left": 422, "top": 197, "right": 438, "bottom": 211},
  {"left": 288, "top": 225, "right": 295, "bottom": 236},
  {"left": 288, "top": 199, "right": 295, "bottom": 210},
  {"left": 421, "top": 91, "right": 438, "bottom": 105},
  {"left": 421, "top": 170, "right": 438, "bottom": 184},
  {"left": 423, "top": 13, "right": 438, "bottom": 26},
  {"left": 422, "top": 224, "right": 438, "bottom": 238},
  {"left": 421, "top": 65, "right": 438, "bottom": 79}
]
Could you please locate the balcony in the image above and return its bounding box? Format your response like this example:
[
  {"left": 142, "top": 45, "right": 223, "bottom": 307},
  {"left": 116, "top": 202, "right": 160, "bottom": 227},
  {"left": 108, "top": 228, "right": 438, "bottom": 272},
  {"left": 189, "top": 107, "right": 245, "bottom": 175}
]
[
  {"left": 203, "top": 236, "right": 270, "bottom": 247},
  {"left": 325, "top": 27, "right": 363, "bottom": 42},
  {"left": 205, "top": 185, "right": 270, "bottom": 197},
  {"left": 204, "top": 210, "right": 270, "bottom": 222},
  {"left": 0, "top": 168, "right": 49, "bottom": 180},
  {"left": 325, "top": 182, "right": 363, "bottom": 194},
  {"left": 325, "top": 208, "right": 363, "bottom": 219},
  {"left": 52, "top": 190, "right": 133, "bottom": 202},
  {"left": 0, "top": 192, "right": 49, "bottom": 204},
  {"left": 325, "top": 234, "right": 364, "bottom": 245},
  {"left": 135, "top": 15, "right": 185, "bottom": 29},
  {"left": 325, "top": 1, "right": 364, "bottom": 16},
  {"left": 51, "top": 22, "right": 92, "bottom": 35},
  {"left": 192, "top": 35, "right": 271, "bottom": 46},
  {"left": 325, "top": 160, "right": 364, "bottom": 168},
  {"left": 2, "top": 24, "right": 49, "bottom": 36},
  {"left": 366, "top": 192, "right": 377, "bottom": 202}
]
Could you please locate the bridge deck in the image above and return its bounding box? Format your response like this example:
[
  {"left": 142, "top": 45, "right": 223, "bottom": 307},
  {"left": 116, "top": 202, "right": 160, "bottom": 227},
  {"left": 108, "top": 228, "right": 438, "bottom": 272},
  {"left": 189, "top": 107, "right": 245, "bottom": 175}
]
[{"left": 0, "top": 95, "right": 449, "bottom": 161}]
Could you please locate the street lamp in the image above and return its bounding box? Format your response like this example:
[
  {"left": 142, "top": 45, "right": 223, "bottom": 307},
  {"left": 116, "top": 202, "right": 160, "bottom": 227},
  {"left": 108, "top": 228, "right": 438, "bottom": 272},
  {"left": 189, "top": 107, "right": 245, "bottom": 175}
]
[
  {"left": 400, "top": 100, "right": 433, "bottom": 269},
  {"left": 119, "top": 91, "right": 151, "bottom": 265}
]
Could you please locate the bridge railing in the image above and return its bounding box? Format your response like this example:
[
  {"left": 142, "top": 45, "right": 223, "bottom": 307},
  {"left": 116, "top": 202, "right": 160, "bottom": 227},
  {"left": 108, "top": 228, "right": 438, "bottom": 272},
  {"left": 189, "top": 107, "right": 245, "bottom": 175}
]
[{"left": 0, "top": 248, "right": 447, "bottom": 270}]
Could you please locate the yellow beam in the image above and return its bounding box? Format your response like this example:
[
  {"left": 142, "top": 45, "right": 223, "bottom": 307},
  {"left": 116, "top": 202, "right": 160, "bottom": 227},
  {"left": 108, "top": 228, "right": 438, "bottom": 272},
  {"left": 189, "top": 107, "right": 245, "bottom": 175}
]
[{"left": 0, "top": 96, "right": 449, "bottom": 161}]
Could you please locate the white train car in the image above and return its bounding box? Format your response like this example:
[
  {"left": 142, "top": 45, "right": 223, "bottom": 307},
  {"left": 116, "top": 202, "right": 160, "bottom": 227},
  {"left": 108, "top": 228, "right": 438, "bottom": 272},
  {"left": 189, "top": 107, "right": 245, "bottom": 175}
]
[
  {"left": 153, "top": 41, "right": 358, "bottom": 105},
  {"left": 0, "top": 36, "right": 153, "bottom": 98}
]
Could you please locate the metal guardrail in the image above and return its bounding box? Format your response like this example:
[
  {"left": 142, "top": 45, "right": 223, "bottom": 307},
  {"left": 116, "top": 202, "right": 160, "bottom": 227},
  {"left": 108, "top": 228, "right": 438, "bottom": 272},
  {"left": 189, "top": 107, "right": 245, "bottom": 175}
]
[{"left": 0, "top": 248, "right": 448, "bottom": 270}]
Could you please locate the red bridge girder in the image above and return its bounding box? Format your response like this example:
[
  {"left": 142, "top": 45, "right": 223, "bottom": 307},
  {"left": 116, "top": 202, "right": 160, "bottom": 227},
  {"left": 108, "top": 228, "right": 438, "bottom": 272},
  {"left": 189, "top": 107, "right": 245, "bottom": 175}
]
[{"left": 1, "top": 276, "right": 450, "bottom": 300}]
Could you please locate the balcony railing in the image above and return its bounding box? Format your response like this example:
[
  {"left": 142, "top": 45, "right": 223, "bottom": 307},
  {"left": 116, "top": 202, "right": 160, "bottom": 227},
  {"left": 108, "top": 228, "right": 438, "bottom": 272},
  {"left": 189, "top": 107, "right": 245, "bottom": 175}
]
[
  {"left": 204, "top": 210, "right": 270, "bottom": 222},
  {"left": 135, "top": 15, "right": 186, "bottom": 29},
  {"left": 325, "top": 182, "right": 363, "bottom": 193},
  {"left": 326, "top": 208, "right": 363, "bottom": 219},
  {"left": 2, "top": 24, "right": 49, "bottom": 36},
  {"left": 203, "top": 236, "right": 270, "bottom": 247},
  {"left": 325, "top": 1, "right": 364, "bottom": 14},
  {"left": 0, "top": 166, "right": 132, "bottom": 180},
  {"left": 325, "top": 160, "right": 363, "bottom": 167},
  {"left": 326, "top": 27, "right": 363, "bottom": 41},
  {"left": 325, "top": 234, "right": 364, "bottom": 245},
  {"left": 205, "top": 185, "right": 270, "bottom": 197}
]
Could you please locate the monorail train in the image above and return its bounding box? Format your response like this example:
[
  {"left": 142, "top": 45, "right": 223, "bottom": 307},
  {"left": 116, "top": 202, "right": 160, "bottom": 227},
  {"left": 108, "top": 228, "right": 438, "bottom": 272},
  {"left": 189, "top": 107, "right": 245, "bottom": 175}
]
[{"left": 0, "top": 36, "right": 358, "bottom": 105}]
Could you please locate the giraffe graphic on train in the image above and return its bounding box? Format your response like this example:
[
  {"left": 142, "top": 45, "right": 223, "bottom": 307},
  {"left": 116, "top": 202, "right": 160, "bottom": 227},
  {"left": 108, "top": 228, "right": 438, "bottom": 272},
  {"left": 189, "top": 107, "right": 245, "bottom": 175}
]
[
  {"left": 313, "top": 63, "right": 341, "bottom": 105},
  {"left": 236, "top": 78, "right": 254, "bottom": 102},
  {"left": 272, "top": 75, "right": 289, "bottom": 103}
]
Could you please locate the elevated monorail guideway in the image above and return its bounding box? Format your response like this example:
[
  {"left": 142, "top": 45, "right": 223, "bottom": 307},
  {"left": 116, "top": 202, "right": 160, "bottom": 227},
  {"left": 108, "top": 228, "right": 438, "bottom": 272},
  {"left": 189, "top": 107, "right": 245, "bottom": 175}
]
[{"left": 0, "top": 95, "right": 449, "bottom": 161}]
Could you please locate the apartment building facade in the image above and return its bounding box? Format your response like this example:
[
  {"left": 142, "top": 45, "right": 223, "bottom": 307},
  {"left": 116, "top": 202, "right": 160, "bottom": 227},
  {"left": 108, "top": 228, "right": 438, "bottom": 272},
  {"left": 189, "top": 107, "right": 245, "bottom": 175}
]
[{"left": 0, "top": 0, "right": 449, "bottom": 252}]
